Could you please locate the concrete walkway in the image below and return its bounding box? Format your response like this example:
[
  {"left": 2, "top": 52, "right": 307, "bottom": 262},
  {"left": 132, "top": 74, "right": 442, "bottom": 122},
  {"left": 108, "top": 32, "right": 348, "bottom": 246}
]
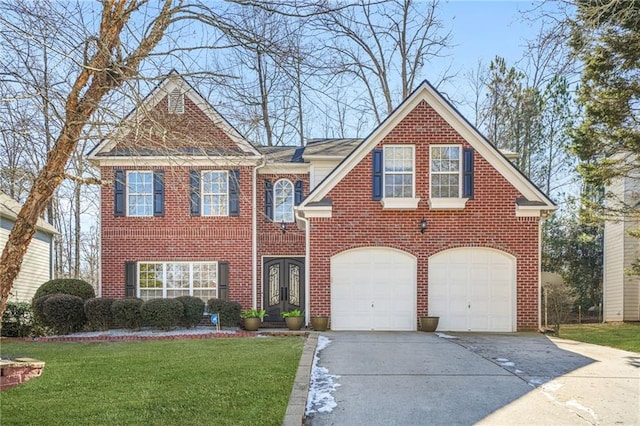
[{"left": 302, "top": 332, "right": 639, "bottom": 426}]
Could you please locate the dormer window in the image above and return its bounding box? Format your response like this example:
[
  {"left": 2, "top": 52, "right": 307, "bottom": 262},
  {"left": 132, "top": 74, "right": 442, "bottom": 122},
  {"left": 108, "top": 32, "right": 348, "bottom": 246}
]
[{"left": 168, "top": 88, "right": 184, "bottom": 114}]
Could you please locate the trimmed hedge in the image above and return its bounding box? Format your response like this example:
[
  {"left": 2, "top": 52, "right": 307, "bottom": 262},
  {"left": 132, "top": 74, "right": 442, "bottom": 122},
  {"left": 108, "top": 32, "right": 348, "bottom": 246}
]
[
  {"left": 32, "top": 294, "right": 54, "bottom": 326},
  {"left": 141, "top": 298, "right": 183, "bottom": 330},
  {"left": 1, "top": 301, "right": 34, "bottom": 337},
  {"left": 42, "top": 294, "right": 86, "bottom": 335},
  {"left": 33, "top": 278, "right": 95, "bottom": 303},
  {"left": 84, "top": 298, "right": 115, "bottom": 331},
  {"left": 176, "top": 296, "right": 205, "bottom": 328},
  {"left": 207, "top": 299, "right": 242, "bottom": 327},
  {"left": 111, "top": 298, "right": 144, "bottom": 330}
]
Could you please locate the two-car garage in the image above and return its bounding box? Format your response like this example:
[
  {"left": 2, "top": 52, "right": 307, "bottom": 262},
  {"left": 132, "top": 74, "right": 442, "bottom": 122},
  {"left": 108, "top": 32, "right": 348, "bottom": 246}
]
[{"left": 330, "top": 247, "right": 516, "bottom": 332}]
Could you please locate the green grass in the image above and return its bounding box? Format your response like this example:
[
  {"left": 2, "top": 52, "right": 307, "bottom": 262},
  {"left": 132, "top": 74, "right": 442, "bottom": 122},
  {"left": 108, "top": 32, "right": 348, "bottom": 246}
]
[
  {"left": 0, "top": 337, "right": 304, "bottom": 425},
  {"left": 558, "top": 323, "right": 640, "bottom": 353}
]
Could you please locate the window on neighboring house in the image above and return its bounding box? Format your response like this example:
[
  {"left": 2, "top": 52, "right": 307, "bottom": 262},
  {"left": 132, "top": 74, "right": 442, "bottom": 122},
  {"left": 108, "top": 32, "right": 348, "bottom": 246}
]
[
  {"left": 168, "top": 88, "right": 184, "bottom": 114},
  {"left": 202, "top": 171, "right": 228, "bottom": 216},
  {"left": 274, "top": 179, "right": 294, "bottom": 222},
  {"left": 138, "top": 261, "right": 218, "bottom": 301},
  {"left": 430, "top": 145, "right": 462, "bottom": 198},
  {"left": 127, "top": 171, "right": 153, "bottom": 216},
  {"left": 384, "top": 146, "right": 414, "bottom": 198}
]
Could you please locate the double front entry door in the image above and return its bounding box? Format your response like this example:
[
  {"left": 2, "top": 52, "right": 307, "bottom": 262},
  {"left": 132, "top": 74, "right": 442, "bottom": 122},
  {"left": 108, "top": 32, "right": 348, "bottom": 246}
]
[{"left": 263, "top": 257, "right": 305, "bottom": 323}]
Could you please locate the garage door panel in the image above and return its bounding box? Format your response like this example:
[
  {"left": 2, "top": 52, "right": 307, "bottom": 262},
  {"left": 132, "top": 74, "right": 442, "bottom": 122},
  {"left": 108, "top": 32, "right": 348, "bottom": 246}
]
[
  {"left": 331, "top": 248, "right": 416, "bottom": 331},
  {"left": 429, "top": 248, "right": 515, "bottom": 332}
]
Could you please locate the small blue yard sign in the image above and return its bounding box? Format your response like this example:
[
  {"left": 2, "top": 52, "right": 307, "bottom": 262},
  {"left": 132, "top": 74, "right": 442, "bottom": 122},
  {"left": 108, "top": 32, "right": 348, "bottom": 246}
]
[{"left": 210, "top": 313, "right": 219, "bottom": 325}]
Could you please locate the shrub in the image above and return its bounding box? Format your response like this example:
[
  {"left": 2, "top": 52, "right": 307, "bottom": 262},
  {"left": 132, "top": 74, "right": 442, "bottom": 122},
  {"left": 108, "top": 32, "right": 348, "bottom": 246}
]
[
  {"left": 141, "top": 298, "right": 183, "bottom": 330},
  {"left": 84, "top": 298, "right": 115, "bottom": 331},
  {"left": 1, "top": 301, "right": 34, "bottom": 337},
  {"left": 176, "top": 296, "right": 205, "bottom": 328},
  {"left": 544, "top": 280, "right": 578, "bottom": 336},
  {"left": 111, "top": 298, "right": 144, "bottom": 330},
  {"left": 42, "top": 294, "right": 86, "bottom": 335},
  {"left": 33, "top": 278, "right": 96, "bottom": 303},
  {"left": 32, "top": 294, "right": 54, "bottom": 326},
  {"left": 206, "top": 299, "right": 242, "bottom": 327}
]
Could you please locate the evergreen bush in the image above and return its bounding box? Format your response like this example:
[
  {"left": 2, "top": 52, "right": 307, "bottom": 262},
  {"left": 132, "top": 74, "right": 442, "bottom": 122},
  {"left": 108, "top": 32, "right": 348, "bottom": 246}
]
[
  {"left": 176, "top": 296, "right": 205, "bottom": 328},
  {"left": 1, "top": 301, "right": 34, "bottom": 337},
  {"left": 42, "top": 294, "right": 86, "bottom": 335},
  {"left": 111, "top": 298, "right": 144, "bottom": 330},
  {"left": 33, "top": 278, "right": 95, "bottom": 303},
  {"left": 84, "top": 298, "right": 115, "bottom": 331},
  {"left": 206, "top": 299, "right": 242, "bottom": 327},
  {"left": 141, "top": 298, "right": 183, "bottom": 330}
]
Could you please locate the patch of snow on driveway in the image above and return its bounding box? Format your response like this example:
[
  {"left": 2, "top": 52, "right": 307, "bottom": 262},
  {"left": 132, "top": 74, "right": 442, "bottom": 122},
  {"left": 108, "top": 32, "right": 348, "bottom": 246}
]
[
  {"left": 306, "top": 336, "right": 341, "bottom": 415},
  {"left": 435, "top": 332, "right": 458, "bottom": 339}
]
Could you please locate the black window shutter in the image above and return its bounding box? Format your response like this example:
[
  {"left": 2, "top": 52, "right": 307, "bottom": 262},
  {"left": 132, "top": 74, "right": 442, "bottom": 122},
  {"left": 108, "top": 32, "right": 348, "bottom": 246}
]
[
  {"left": 125, "top": 262, "right": 137, "bottom": 297},
  {"left": 372, "top": 149, "right": 383, "bottom": 200},
  {"left": 153, "top": 170, "right": 164, "bottom": 217},
  {"left": 190, "top": 170, "right": 201, "bottom": 216},
  {"left": 114, "top": 169, "right": 125, "bottom": 217},
  {"left": 229, "top": 169, "right": 240, "bottom": 217},
  {"left": 463, "top": 147, "right": 475, "bottom": 199},
  {"left": 294, "top": 180, "right": 304, "bottom": 206},
  {"left": 264, "top": 180, "right": 273, "bottom": 221},
  {"left": 218, "top": 262, "right": 229, "bottom": 301}
]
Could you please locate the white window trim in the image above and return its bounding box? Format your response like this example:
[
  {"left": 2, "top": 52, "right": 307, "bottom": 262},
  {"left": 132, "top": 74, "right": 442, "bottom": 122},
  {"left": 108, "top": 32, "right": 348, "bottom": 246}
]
[
  {"left": 274, "top": 178, "right": 295, "bottom": 223},
  {"left": 382, "top": 145, "right": 419, "bottom": 210},
  {"left": 126, "top": 170, "right": 153, "bottom": 217},
  {"left": 137, "top": 261, "right": 218, "bottom": 300},
  {"left": 429, "top": 145, "right": 466, "bottom": 209},
  {"left": 201, "top": 170, "right": 229, "bottom": 217}
]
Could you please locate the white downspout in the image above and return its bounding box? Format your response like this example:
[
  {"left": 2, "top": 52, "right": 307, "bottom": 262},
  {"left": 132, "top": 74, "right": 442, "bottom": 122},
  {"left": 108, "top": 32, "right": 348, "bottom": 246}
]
[
  {"left": 252, "top": 158, "right": 267, "bottom": 309},
  {"left": 296, "top": 211, "right": 310, "bottom": 326}
]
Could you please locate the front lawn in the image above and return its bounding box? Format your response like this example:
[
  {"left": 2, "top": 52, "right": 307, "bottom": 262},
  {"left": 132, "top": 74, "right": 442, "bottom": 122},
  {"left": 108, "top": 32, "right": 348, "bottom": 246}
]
[
  {"left": 0, "top": 337, "right": 304, "bottom": 425},
  {"left": 558, "top": 323, "right": 640, "bottom": 353}
]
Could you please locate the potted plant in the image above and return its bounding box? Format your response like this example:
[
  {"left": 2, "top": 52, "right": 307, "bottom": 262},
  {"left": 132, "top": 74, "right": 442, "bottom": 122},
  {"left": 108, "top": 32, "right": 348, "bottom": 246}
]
[
  {"left": 281, "top": 309, "right": 305, "bottom": 330},
  {"left": 241, "top": 308, "right": 267, "bottom": 331},
  {"left": 420, "top": 316, "right": 439, "bottom": 332},
  {"left": 310, "top": 315, "right": 329, "bottom": 331}
]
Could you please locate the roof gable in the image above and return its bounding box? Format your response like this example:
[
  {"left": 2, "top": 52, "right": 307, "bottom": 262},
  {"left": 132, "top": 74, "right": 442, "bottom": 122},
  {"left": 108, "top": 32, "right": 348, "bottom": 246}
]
[
  {"left": 0, "top": 192, "right": 57, "bottom": 235},
  {"left": 299, "top": 80, "right": 555, "bottom": 211},
  {"left": 88, "top": 72, "right": 260, "bottom": 160}
]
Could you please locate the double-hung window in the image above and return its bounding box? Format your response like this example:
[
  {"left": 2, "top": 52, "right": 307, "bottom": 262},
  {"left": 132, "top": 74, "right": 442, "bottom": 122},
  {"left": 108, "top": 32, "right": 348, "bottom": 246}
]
[
  {"left": 430, "top": 146, "right": 462, "bottom": 198},
  {"left": 384, "top": 146, "right": 414, "bottom": 198},
  {"left": 127, "top": 171, "right": 153, "bottom": 216},
  {"left": 138, "top": 261, "right": 218, "bottom": 301},
  {"left": 202, "top": 171, "right": 228, "bottom": 216},
  {"left": 274, "top": 179, "right": 294, "bottom": 222}
]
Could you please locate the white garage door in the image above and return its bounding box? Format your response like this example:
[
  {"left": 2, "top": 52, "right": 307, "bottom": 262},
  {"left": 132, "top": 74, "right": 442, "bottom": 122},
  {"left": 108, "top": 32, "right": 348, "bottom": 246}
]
[
  {"left": 331, "top": 248, "right": 416, "bottom": 331},
  {"left": 428, "top": 248, "right": 516, "bottom": 332}
]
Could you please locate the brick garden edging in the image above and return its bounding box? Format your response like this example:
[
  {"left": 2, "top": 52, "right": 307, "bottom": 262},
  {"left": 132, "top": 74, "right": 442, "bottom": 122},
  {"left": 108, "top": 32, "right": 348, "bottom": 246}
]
[{"left": 0, "top": 358, "right": 45, "bottom": 391}]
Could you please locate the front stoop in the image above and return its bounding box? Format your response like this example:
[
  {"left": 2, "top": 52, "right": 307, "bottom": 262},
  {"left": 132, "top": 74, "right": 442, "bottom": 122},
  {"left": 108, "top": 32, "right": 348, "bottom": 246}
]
[
  {"left": 283, "top": 333, "right": 319, "bottom": 426},
  {"left": 0, "top": 358, "right": 45, "bottom": 391}
]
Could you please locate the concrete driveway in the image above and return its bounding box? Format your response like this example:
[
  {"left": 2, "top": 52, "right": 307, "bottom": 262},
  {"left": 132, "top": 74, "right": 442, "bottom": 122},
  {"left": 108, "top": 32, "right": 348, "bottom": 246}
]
[{"left": 305, "top": 332, "right": 639, "bottom": 425}]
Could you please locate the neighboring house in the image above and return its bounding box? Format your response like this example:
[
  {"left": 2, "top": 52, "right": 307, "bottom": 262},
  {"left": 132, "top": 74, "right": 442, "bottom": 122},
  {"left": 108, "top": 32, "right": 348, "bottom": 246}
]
[
  {"left": 603, "top": 176, "right": 640, "bottom": 322},
  {"left": 88, "top": 72, "right": 556, "bottom": 332},
  {"left": 0, "top": 192, "right": 57, "bottom": 303}
]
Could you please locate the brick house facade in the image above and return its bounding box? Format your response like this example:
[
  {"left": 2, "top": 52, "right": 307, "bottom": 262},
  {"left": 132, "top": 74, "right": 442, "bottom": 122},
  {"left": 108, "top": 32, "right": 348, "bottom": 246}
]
[{"left": 89, "top": 73, "right": 555, "bottom": 332}]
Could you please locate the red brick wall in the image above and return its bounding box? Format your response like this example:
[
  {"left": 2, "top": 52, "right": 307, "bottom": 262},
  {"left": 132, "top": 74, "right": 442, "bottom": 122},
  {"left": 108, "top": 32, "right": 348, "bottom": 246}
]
[
  {"left": 256, "top": 173, "right": 308, "bottom": 306},
  {"left": 100, "top": 165, "right": 254, "bottom": 308},
  {"left": 307, "top": 100, "right": 540, "bottom": 330}
]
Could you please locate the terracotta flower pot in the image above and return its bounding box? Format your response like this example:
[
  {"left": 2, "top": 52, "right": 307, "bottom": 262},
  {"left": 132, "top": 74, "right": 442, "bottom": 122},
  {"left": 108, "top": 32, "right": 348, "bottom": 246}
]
[
  {"left": 284, "top": 316, "right": 304, "bottom": 330},
  {"left": 310, "top": 316, "right": 329, "bottom": 331},
  {"left": 420, "top": 316, "right": 439, "bottom": 332}
]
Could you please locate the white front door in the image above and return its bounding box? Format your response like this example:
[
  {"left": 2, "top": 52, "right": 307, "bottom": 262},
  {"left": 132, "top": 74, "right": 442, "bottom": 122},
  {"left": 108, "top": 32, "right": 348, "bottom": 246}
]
[
  {"left": 331, "top": 247, "right": 417, "bottom": 331},
  {"left": 428, "top": 248, "right": 516, "bottom": 332}
]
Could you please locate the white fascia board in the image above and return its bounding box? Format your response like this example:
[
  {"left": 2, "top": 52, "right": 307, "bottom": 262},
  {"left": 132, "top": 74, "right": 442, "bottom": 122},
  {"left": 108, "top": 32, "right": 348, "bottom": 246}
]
[
  {"left": 515, "top": 205, "right": 544, "bottom": 217},
  {"left": 92, "top": 156, "right": 262, "bottom": 168},
  {"left": 295, "top": 205, "right": 332, "bottom": 218},
  {"left": 258, "top": 163, "right": 310, "bottom": 174}
]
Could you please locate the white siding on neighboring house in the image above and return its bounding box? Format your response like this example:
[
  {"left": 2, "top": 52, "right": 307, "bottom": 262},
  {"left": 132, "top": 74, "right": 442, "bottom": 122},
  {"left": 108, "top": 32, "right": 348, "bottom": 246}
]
[
  {"left": 1, "top": 192, "right": 57, "bottom": 303},
  {"left": 604, "top": 176, "right": 640, "bottom": 322}
]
